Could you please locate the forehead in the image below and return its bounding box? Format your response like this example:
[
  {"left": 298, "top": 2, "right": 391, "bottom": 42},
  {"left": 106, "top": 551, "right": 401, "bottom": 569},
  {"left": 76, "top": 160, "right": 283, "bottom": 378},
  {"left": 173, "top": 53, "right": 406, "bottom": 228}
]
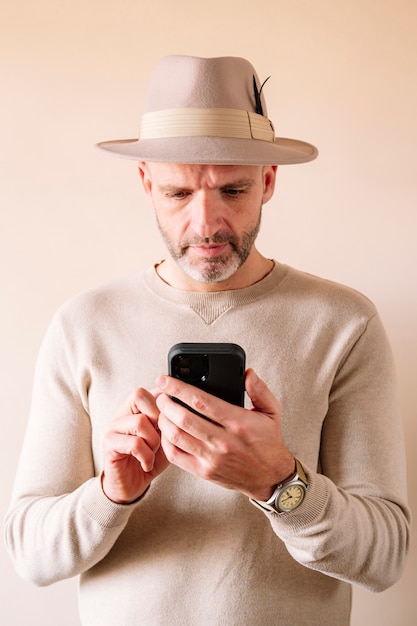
[{"left": 146, "top": 162, "right": 263, "bottom": 187}]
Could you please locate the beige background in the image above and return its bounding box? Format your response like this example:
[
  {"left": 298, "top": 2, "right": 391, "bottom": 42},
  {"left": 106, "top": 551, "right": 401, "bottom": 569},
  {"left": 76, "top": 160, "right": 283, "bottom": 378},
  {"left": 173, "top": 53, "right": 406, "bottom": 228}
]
[{"left": 1, "top": 1, "right": 416, "bottom": 624}]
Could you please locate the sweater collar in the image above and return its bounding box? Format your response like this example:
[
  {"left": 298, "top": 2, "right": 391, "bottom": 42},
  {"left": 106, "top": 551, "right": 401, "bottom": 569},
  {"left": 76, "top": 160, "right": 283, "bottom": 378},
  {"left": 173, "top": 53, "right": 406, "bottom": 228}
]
[{"left": 143, "top": 261, "right": 287, "bottom": 324}]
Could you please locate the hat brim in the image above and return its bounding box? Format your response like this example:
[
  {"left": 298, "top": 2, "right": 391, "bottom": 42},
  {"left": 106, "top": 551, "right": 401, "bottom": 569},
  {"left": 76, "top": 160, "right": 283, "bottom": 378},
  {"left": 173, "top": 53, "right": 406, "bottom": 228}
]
[{"left": 95, "top": 136, "right": 318, "bottom": 165}]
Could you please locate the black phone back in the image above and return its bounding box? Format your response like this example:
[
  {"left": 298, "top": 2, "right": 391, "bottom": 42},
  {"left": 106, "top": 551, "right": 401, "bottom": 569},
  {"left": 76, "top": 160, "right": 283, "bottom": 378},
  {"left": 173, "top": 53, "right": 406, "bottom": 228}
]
[{"left": 168, "top": 342, "right": 246, "bottom": 407}]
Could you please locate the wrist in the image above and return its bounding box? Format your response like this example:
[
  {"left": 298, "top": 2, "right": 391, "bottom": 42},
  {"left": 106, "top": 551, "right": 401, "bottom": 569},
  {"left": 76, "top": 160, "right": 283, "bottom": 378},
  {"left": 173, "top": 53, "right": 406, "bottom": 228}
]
[
  {"left": 250, "top": 459, "right": 308, "bottom": 515},
  {"left": 253, "top": 455, "right": 296, "bottom": 502},
  {"left": 100, "top": 472, "right": 150, "bottom": 505}
]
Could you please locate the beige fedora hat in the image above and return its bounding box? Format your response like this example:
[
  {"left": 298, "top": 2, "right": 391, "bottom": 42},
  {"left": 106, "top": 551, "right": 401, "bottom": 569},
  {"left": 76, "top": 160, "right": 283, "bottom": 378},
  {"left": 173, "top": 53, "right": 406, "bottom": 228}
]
[{"left": 97, "top": 55, "right": 318, "bottom": 165}]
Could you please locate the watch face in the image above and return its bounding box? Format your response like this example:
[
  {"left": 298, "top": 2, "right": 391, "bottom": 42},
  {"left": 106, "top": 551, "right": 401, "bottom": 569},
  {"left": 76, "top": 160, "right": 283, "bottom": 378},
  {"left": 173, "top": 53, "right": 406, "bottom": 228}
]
[{"left": 277, "top": 484, "right": 305, "bottom": 512}]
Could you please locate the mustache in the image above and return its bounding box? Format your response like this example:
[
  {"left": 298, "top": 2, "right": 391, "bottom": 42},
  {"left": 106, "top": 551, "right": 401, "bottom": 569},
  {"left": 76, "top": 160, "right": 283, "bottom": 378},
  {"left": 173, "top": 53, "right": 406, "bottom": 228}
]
[{"left": 181, "top": 232, "right": 238, "bottom": 247}]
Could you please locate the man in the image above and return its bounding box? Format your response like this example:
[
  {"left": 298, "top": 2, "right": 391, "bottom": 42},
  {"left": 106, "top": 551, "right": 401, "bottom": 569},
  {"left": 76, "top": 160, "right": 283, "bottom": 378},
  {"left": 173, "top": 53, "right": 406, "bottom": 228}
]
[{"left": 5, "top": 55, "right": 410, "bottom": 625}]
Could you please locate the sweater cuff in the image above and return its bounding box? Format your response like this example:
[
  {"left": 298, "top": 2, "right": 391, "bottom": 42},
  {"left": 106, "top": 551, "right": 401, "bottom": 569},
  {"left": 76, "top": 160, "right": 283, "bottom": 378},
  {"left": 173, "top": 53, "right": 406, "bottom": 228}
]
[
  {"left": 81, "top": 476, "right": 149, "bottom": 528},
  {"left": 265, "top": 464, "right": 330, "bottom": 533}
]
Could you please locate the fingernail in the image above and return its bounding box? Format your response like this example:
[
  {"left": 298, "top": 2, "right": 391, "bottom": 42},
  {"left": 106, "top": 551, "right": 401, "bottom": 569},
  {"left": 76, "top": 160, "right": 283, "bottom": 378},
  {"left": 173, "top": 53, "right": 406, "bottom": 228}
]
[{"left": 157, "top": 375, "right": 168, "bottom": 389}]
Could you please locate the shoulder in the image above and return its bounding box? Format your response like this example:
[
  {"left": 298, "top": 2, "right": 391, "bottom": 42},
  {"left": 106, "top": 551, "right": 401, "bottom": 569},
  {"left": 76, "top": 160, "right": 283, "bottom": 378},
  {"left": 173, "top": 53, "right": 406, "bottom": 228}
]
[
  {"left": 278, "top": 264, "right": 377, "bottom": 319},
  {"left": 52, "top": 271, "right": 146, "bottom": 328}
]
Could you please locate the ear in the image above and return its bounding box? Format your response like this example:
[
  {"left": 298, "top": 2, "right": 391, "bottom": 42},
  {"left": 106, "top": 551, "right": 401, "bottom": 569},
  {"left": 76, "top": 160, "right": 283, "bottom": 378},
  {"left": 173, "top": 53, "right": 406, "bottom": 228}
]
[
  {"left": 138, "top": 162, "right": 153, "bottom": 204},
  {"left": 262, "top": 166, "right": 277, "bottom": 204}
]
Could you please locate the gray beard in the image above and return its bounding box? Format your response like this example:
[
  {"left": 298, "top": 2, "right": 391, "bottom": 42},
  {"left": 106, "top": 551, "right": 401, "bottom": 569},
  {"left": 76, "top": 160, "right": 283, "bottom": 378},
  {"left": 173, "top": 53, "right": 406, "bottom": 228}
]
[{"left": 157, "top": 210, "right": 262, "bottom": 284}]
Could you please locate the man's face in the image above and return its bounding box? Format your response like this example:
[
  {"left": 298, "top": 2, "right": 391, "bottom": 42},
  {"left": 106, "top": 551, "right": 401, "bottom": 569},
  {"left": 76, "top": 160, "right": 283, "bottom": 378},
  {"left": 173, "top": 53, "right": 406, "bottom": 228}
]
[{"left": 139, "top": 163, "right": 276, "bottom": 290}]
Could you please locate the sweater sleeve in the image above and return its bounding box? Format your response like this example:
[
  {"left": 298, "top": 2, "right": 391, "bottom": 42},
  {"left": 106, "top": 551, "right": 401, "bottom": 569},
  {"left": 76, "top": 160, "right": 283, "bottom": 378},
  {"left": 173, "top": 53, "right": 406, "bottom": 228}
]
[
  {"left": 4, "top": 312, "right": 139, "bottom": 586},
  {"left": 266, "top": 313, "right": 411, "bottom": 591}
]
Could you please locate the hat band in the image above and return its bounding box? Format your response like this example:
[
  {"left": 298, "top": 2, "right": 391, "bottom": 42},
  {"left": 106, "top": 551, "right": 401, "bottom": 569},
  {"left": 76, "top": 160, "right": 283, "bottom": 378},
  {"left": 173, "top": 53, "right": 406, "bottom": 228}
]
[{"left": 139, "top": 108, "right": 275, "bottom": 142}]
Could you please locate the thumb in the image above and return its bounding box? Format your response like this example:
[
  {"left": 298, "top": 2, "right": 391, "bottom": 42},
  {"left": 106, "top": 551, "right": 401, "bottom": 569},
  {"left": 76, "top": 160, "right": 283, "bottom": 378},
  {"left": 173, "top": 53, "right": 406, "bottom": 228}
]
[{"left": 245, "top": 368, "right": 282, "bottom": 419}]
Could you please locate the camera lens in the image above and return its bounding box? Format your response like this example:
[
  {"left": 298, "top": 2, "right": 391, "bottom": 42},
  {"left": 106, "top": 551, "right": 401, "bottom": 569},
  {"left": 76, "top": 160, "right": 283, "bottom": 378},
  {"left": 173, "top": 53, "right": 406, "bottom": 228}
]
[
  {"left": 175, "top": 354, "right": 209, "bottom": 383},
  {"left": 178, "top": 357, "right": 192, "bottom": 378}
]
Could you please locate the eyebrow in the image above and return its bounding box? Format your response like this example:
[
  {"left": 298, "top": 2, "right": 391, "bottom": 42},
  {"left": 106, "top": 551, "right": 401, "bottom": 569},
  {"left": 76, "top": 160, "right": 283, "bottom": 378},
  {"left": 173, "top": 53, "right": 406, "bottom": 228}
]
[
  {"left": 158, "top": 183, "right": 187, "bottom": 192},
  {"left": 219, "top": 178, "right": 256, "bottom": 189},
  {"left": 158, "top": 178, "right": 256, "bottom": 193}
]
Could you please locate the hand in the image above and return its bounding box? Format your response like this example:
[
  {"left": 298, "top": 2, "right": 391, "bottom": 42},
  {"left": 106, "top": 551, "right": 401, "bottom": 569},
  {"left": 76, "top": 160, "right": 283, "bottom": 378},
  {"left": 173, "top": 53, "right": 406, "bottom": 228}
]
[
  {"left": 155, "top": 369, "right": 295, "bottom": 500},
  {"left": 102, "top": 388, "right": 169, "bottom": 504}
]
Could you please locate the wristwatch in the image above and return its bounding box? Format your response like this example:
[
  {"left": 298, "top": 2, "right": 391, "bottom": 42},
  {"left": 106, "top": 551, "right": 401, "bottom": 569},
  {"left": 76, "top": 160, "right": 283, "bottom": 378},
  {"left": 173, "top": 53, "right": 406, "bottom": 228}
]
[{"left": 250, "top": 459, "right": 308, "bottom": 514}]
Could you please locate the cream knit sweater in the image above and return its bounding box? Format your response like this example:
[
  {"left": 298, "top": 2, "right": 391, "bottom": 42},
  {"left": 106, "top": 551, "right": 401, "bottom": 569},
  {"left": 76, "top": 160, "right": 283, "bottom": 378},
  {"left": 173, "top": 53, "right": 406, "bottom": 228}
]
[{"left": 5, "top": 262, "right": 410, "bottom": 626}]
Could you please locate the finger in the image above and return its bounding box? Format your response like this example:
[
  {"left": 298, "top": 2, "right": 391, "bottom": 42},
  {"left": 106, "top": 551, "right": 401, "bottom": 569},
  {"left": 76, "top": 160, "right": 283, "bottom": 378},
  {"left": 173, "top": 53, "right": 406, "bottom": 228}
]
[
  {"left": 157, "top": 395, "right": 220, "bottom": 457},
  {"left": 155, "top": 375, "right": 232, "bottom": 426},
  {"left": 245, "top": 369, "right": 281, "bottom": 419},
  {"left": 157, "top": 407, "right": 213, "bottom": 475},
  {"left": 106, "top": 414, "right": 160, "bottom": 455},
  {"left": 104, "top": 429, "right": 158, "bottom": 472},
  {"left": 150, "top": 387, "right": 164, "bottom": 400},
  {"left": 118, "top": 387, "right": 160, "bottom": 425},
  {"left": 115, "top": 410, "right": 161, "bottom": 444}
]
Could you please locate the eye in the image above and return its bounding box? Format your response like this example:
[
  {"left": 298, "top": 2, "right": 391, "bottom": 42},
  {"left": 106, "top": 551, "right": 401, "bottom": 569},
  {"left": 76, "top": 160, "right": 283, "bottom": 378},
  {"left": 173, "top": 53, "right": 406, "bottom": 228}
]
[
  {"left": 222, "top": 188, "right": 246, "bottom": 197},
  {"left": 167, "top": 190, "right": 191, "bottom": 200}
]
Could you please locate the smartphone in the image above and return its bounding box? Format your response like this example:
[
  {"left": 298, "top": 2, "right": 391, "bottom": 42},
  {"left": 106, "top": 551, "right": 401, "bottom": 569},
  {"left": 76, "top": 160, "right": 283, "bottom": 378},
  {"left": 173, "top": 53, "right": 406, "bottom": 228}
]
[{"left": 168, "top": 343, "right": 246, "bottom": 416}]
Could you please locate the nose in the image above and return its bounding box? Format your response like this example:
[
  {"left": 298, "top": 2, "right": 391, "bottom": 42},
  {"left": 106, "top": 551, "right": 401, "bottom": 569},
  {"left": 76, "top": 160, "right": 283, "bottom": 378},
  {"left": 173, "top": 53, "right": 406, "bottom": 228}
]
[{"left": 188, "top": 190, "right": 224, "bottom": 239}]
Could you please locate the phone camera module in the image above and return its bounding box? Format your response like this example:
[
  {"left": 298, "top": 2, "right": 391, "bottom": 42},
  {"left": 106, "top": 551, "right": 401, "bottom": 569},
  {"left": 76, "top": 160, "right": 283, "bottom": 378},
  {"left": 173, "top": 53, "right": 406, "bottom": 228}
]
[{"left": 174, "top": 355, "right": 209, "bottom": 383}]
